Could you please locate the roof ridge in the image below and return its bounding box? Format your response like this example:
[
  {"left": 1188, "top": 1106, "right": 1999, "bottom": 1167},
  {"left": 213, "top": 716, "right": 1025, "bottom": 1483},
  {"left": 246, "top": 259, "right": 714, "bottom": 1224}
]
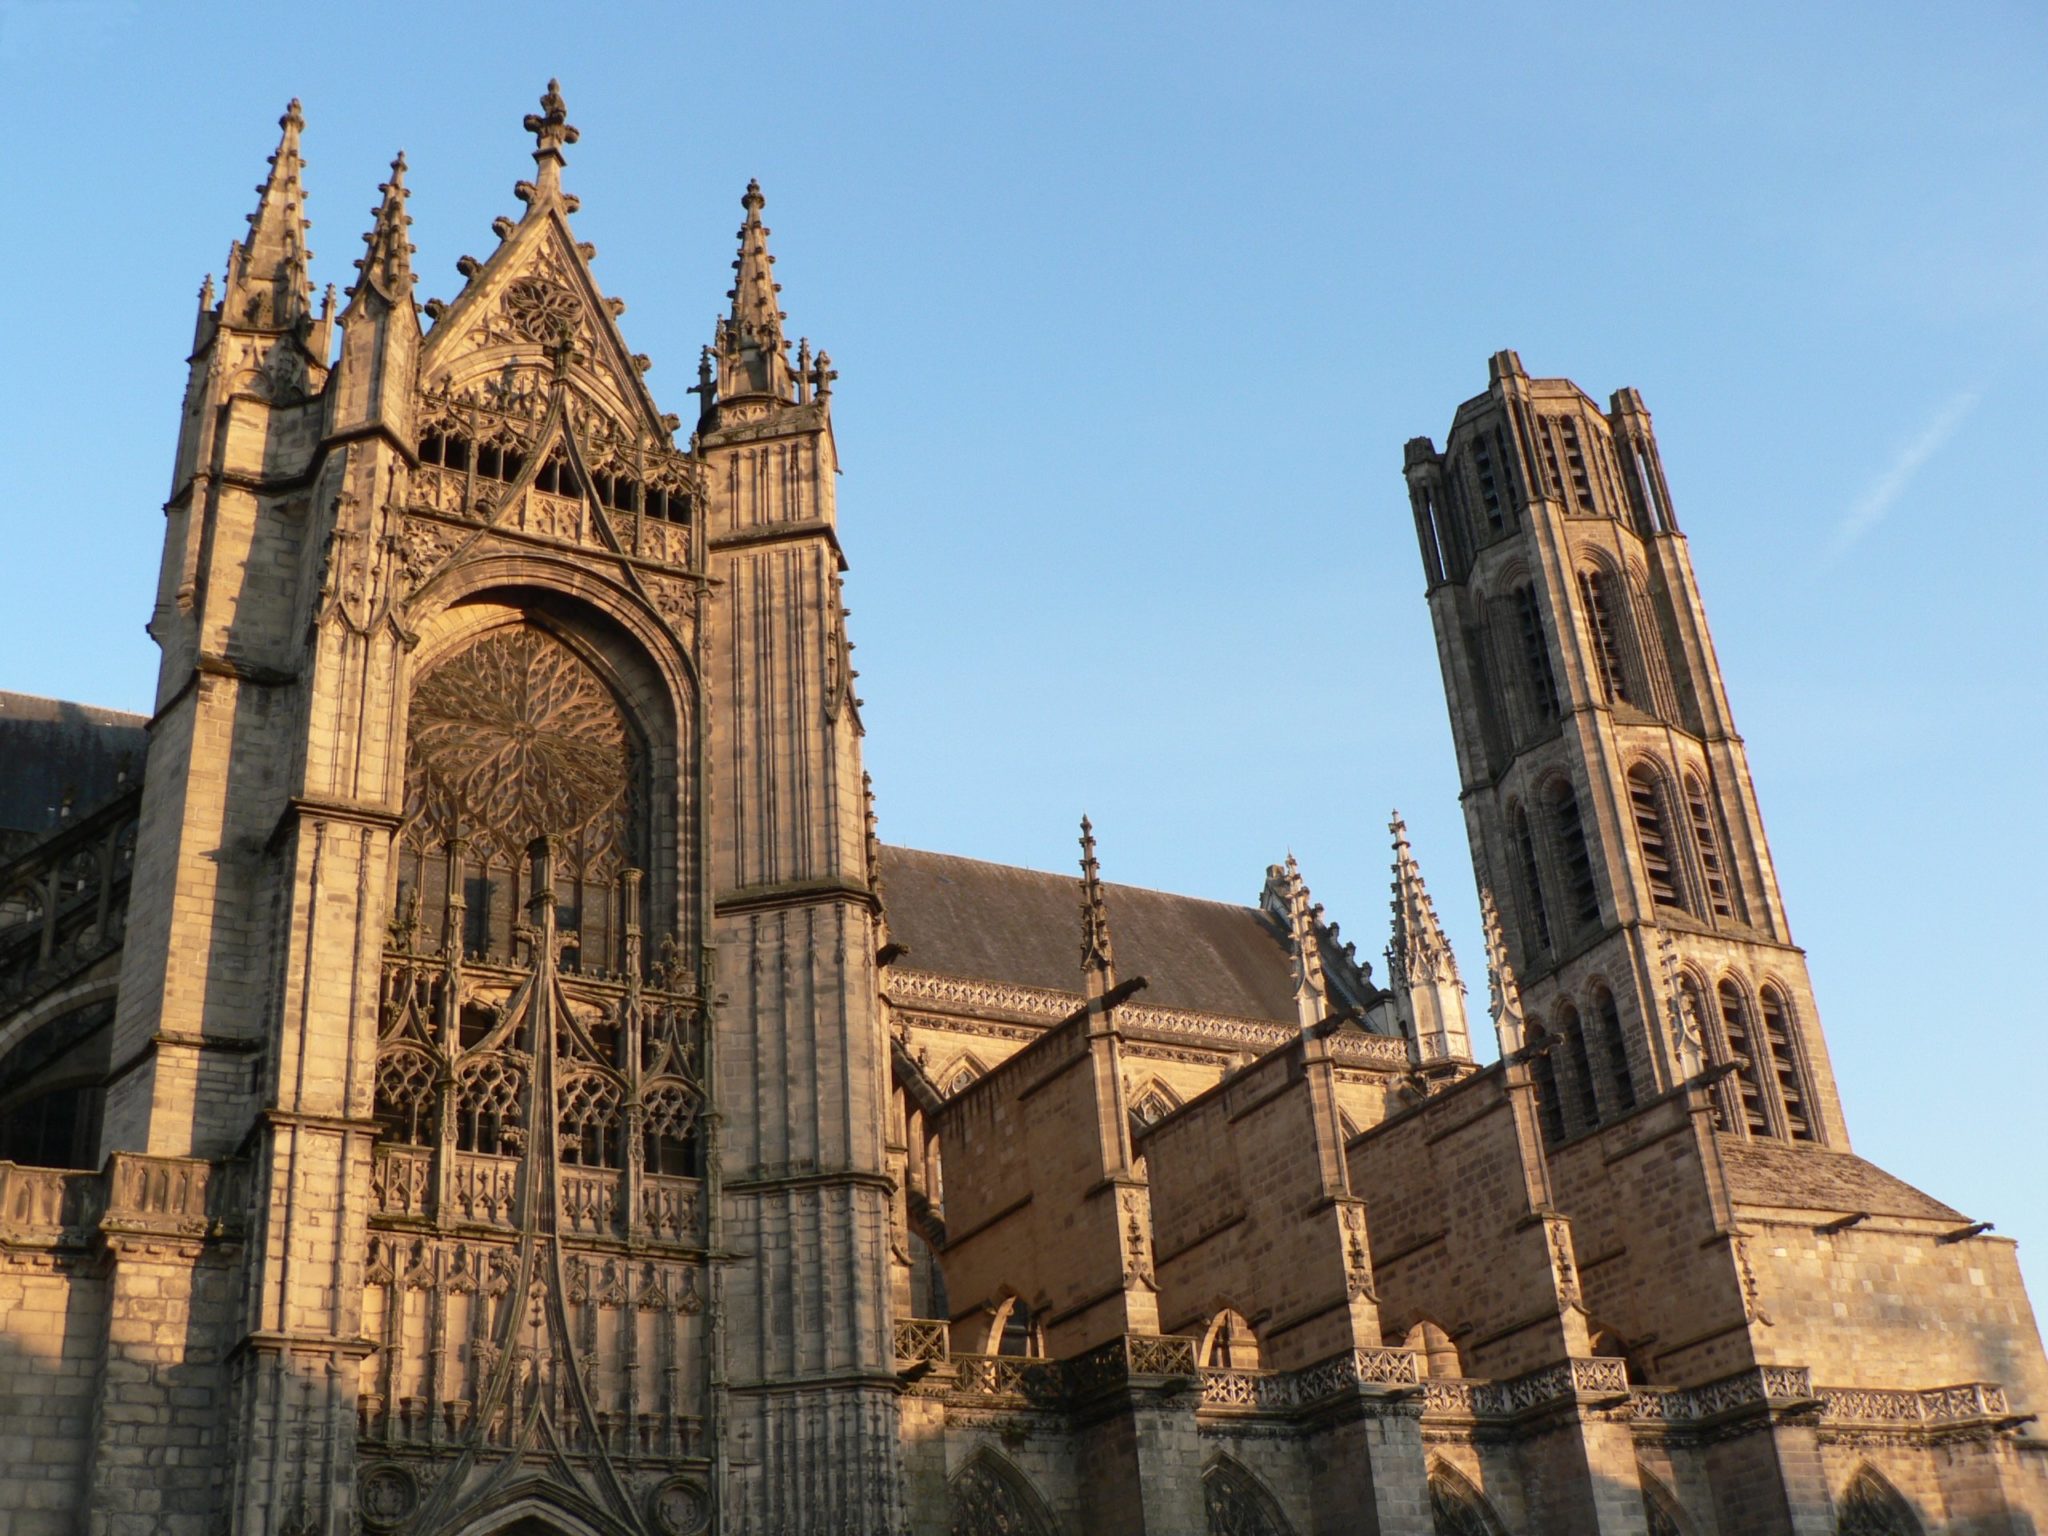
[
  {"left": 879, "top": 842, "right": 1271, "bottom": 918},
  {"left": 0, "top": 690, "right": 150, "bottom": 725}
]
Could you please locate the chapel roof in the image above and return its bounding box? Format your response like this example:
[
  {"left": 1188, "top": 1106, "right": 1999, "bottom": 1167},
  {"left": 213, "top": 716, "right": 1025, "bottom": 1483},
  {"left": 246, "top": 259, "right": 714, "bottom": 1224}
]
[
  {"left": 0, "top": 693, "right": 147, "bottom": 853},
  {"left": 878, "top": 844, "right": 1300, "bottom": 1023}
]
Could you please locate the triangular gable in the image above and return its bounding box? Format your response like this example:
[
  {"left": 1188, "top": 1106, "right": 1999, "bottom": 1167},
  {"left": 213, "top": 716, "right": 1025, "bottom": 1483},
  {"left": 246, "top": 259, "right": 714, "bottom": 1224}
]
[{"left": 421, "top": 203, "right": 672, "bottom": 443}]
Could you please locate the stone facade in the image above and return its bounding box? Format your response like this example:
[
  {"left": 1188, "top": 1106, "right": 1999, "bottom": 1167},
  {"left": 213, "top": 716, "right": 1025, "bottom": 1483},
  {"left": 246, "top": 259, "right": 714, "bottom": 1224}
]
[{"left": 1, "top": 84, "right": 2044, "bottom": 1536}]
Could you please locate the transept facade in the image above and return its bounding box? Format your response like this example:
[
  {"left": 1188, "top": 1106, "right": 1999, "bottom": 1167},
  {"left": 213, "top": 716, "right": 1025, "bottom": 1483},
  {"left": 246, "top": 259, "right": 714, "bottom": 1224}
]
[{"left": 0, "top": 85, "right": 2043, "bottom": 1536}]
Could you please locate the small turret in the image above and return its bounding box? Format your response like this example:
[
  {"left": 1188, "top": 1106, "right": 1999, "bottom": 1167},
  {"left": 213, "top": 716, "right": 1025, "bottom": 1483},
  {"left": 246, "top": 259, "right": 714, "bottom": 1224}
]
[
  {"left": 1385, "top": 812, "right": 1471, "bottom": 1062},
  {"left": 221, "top": 99, "right": 314, "bottom": 332}
]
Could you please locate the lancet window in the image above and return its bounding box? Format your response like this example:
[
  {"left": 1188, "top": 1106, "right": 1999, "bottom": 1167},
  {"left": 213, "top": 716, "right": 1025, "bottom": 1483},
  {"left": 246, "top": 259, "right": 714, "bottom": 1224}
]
[
  {"left": 1683, "top": 773, "right": 1737, "bottom": 919},
  {"left": 1628, "top": 765, "right": 1687, "bottom": 913},
  {"left": 1203, "top": 1458, "right": 1290, "bottom": 1536},
  {"left": 1511, "top": 585, "right": 1559, "bottom": 727},
  {"left": 1578, "top": 568, "right": 1635, "bottom": 705},
  {"left": 1715, "top": 979, "right": 1772, "bottom": 1136},
  {"left": 1759, "top": 986, "right": 1816, "bottom": 1143},
  {"left": 1555, "top": 1000, "right": 1598, "bottom": 1131},
  {"left": 1591, "top": 984, "right": 1636, "bottom": 1113},
  {"left": 1510, "top": 803, "right": 1552, "bottom": 956},
  {"left": 1548, "top": 779, "right": 1600, "bottom": 927},
  {"left": 1526, "top": 1022, "right": 1568, "bottom": 1145}
]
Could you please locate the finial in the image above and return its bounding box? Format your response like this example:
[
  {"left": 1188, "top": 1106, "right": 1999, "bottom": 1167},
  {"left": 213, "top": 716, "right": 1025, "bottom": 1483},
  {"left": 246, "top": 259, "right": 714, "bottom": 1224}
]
[
  {"left": 712, "top": 176, "right": 797, "bottom": 405},
  {"left": 1078, "top": 816, "right": 1116, "bottom": 982},
  {"left": 742, "top": 177, "right": 765, "bottom": 214},
  {"left": 521, "top": 77, "right": 579, "bottom": 201}
]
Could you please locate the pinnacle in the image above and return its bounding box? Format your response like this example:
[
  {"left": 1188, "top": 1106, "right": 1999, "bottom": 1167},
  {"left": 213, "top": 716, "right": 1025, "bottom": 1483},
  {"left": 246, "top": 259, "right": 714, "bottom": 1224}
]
[
  {"left": 223, "top": 96, "right": 315, "bottom": 331},
  {"left": 1078, "top": 815, "right": 1116, "bottom": 981},
  {"left": 349, "top": 151, "right": 416, "bottom": 305},
  {"left": 1387, "top": 811, "right": 1458, "bottom": 988}
]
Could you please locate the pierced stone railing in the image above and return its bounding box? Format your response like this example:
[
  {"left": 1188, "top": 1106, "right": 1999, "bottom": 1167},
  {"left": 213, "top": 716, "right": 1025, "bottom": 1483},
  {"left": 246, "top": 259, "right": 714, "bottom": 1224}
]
[
  {"left": 893, "top": 1317, "right": 950, "bottom": 1368},
  {"left": 1292, "top": 1345, "right": 1423, "bottom": 1405},
  {"left": 1199, "top": 1367, "right": 1296, "bottom": 1411},
  {"left": 950, "top": 1354, "right": 1067, "bottom": 1406},
  {"left": 1820, "top": 1382, "right": 2011, "bottom": 1424},
  {"left": 559, "top": 1167, "right": 622, "bottom": 1237}
]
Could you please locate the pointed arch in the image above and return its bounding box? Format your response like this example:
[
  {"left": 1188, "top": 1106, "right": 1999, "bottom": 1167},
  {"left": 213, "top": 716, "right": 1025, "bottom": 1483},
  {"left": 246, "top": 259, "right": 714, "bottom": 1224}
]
[
  {"left": 1392, "top": 1318, "right": 1464, "bottom": 1380},
  {"left": 1586, "top": 980, "right": 1636, "bottom": 1114},
  {"left": 1507, "top": 799, "right": 1553, "bottom": 956},
  {"left": 938, "top": 1052, "right": 988, "bottom": 1098},
  {"left": 1553, "top": 997, "right": 1598, "bottom": 1131},
  {"left": 1836, "top": 1465, "right": 1923, "bottom": 1536},
  {"left": 1427, "top": 1461, "right": 1508, "bottom": 1536},
  {"left": 1128, "top": 1078, "right": 1182, "bottom": 1137},
  {"left": 1576, "top": 562, "right": 1638, "bottom": 706},
  {"left": 1543, "top": 774, "right": 1601, "bottom": 927},
  {"left": 1203, "top": 1455, "right": 1292, "bottom": 1536},
  {"left": 1680, "top": 769, "right": 1737, "bottom": 919},
  {"left": 949, "top": 1450, "right": 1058, "bottom": 1536},
  {"left": 1757, "top": 983, "right": 1818, "bottom": 1143},
  {"left": 1637, "top": 1466, "right": 1691, "bottom": 1536},
  {"left": 1198, "top": 1306, "right": 1261, "bottom": 1369},
  {"left": 1713, "top": 975, "right": 1772, "bottom": 1136},
  {"left": 1625, "top": 760, "right": 1690, "bottom": 914},
  {"left": 983, "top": 1290, "right": 1045, "bottom": 1358}
]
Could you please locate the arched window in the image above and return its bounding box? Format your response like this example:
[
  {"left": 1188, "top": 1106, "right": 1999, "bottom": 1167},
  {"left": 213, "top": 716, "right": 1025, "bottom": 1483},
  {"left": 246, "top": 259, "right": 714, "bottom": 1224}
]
[
  {"left": 1525, "top": 1021, "right": 1567, "bottom": 1145},
  {"left": 1200, "top": 1308, "right": 1261, "bottom": 1370},
  {"left": 1428, "top": 1463, "right": 1507, "bottom": 1536},
  {"left": 1548, "top": 779, "right": 1601, "bottom": 925},
  {"left": 1836, "top": 1466, "right": 1923, "bottom": 1536},
  {"left": 990, "top": 1294, "right": 1043, "bottom": 1358},
  {"left": 1555, "top": 1000, "right": 1598, "bottom": 1131},
  {"left": 950, "top": 1453, "right": 1056, "bottom": 1536},
  {"left": 1590, "top": 984, "right": 1636, "bottom": 1114},
  {"left": 1716, "top": 979, "right": 1771, "bottom": 1136},
  {"left": 1511, "top": 585, "right": 1559, "bottom": 726},
  {"left": 1627, "top": 765, "right": 1688, "bottom": 913},
  {"left": 397, "top": 622, "right": 647, "bottom": 971},
  {"left": 1682, "top": 772, "right": 1736, "bottom": 919},
  {"left": 1759, "top": 986, "right": 1816, "bottom": 1143},
  {"left": 1203, "top": 1456, "right": 1292, "bottom": 1536},
  {"left": 1509, "top": 803, "right": 1552, "bottom": 955},
  {"left": 1578, "top": 568, "right": 1635, "bottom": 705},
  {"left": 943, "top": 1057, "right": 985, "bottom": 1098},
  {"left": 1639, "top": 1469, "right": 1687, "bottom": 1536}
]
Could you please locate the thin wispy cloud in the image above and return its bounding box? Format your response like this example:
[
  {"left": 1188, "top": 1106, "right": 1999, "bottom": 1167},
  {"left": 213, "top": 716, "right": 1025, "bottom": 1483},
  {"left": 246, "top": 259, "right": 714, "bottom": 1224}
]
[{"left": 1827, "top": 389, "right": 1982, "bottom": 562}]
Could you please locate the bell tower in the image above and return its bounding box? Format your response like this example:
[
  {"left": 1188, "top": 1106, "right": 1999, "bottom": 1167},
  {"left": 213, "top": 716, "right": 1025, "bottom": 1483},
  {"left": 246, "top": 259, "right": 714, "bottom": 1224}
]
[{"left": 1403, "top": 351, "right": 1847, "bottom": 1148}]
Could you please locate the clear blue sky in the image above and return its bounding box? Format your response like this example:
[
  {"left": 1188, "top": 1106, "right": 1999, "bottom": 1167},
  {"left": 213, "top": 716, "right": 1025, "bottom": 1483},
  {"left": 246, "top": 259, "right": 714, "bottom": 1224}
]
[{"left": 3, "top": 2, "right": 2043, "bottom": 1289}]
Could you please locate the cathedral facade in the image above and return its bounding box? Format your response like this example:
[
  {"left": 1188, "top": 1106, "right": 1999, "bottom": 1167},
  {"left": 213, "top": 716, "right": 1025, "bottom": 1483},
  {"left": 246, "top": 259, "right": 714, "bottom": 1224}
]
[{"left": 0, "top": 85, "right": 2043, "bottom": 1536}]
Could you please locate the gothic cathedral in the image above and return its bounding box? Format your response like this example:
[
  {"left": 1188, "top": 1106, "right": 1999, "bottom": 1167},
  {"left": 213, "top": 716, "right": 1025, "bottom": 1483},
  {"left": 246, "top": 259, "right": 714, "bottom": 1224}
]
[{"left": 1, "top": 85, "right": 2043, "bottom": 1536}]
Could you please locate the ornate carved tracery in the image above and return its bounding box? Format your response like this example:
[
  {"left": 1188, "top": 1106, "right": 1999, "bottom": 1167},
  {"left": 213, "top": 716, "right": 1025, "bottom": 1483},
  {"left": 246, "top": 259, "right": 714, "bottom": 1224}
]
[
  {"left": 1204, "top": 1458, "right": 1291, "bottom": 1536},
  {"left": 949, "top": 1455, "right": 1054, "bottom": 1536}
]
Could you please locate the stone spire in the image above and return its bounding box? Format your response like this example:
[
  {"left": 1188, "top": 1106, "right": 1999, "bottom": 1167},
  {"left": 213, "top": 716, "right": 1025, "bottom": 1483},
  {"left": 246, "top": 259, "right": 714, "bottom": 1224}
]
[
  {"left": 347, "top": 153, "right": 415, "bottom": 307},
  {"left": 1480, "top": 886, "right": 1525, "bottom": 1058},
  {"left": 1386, "top": 811, "right": 1460, "bottom": 992},
  {"left": 223, "top": 98, "right": 314, "bottom": 331},
  {"left": 1385, "top": 813, "right": 1472, "bottom": 1062},
  {"left": 1269, "top": 854, "right": 1328, "bottom": 1034},
  {"left": 520, "top": 77, "right": 579, "bottom": 206},
  {"left": 1078, "top": 815, "right": 1117, "bottom": 996},
  {"left": 713, "top": 179, "right": 796, "bottom": 403}
]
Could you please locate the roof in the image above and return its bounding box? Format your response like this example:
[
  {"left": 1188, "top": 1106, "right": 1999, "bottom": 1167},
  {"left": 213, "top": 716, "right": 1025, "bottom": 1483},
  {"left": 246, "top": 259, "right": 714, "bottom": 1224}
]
[
  {"left": 0, "top": 693, "right": 148, "bottom": 849},
  {"left": 878, "top": 845, "right": 1299, "bottom": 1022},
  {"left": 1719, "top": 1138, "right": 1965, "bottom": 1223}
]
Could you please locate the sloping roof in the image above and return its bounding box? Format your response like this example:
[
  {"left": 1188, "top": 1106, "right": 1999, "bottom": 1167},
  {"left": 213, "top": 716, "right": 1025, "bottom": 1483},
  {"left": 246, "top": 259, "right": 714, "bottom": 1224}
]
[
  {"left": 878, "top": 845, "right": 1299, "bottom": 1022},
  {"left": 0, "top": 692, "right": 148, "bottom": 848},
  {"left": 1719, "top": 1139, "right": 1964, "bottom": 1222}
]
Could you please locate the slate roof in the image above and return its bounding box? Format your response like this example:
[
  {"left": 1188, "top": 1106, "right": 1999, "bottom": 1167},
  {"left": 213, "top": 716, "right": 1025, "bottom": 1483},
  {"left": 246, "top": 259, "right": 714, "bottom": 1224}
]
[
  {"left": 878, "top": 845, "right": 1300, "bottom": 1023},
  {"left": 1719, "top": 1138, "right": 1964, "bottom": 1222},
  {"left": 0, "top": 692, "right": 148, "bottom": 851}
]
